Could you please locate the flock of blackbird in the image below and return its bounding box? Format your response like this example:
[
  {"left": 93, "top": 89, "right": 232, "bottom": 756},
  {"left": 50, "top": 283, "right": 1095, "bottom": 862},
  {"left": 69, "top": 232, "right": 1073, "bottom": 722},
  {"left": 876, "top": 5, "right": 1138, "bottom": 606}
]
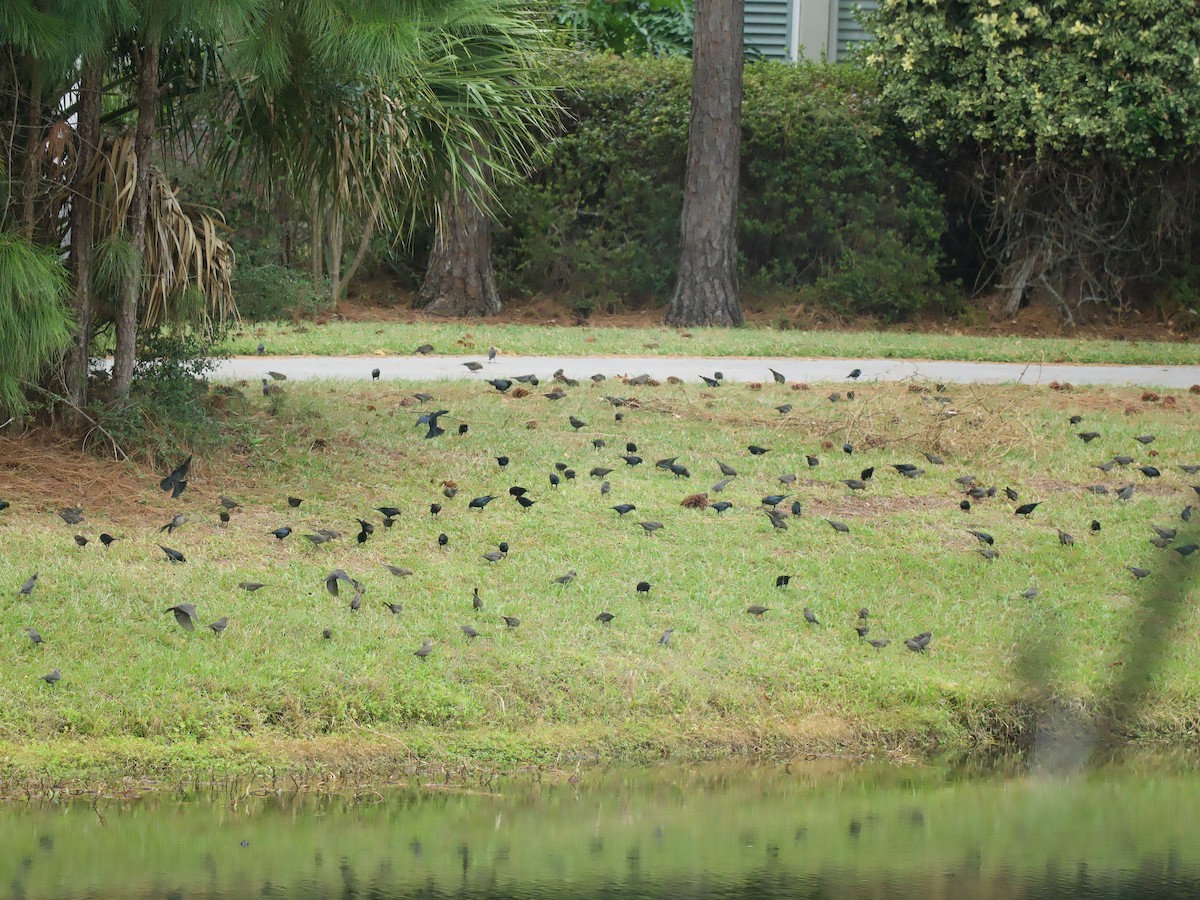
[{"left": 6, "top": 348, "right": 1199, "bottom": 691}]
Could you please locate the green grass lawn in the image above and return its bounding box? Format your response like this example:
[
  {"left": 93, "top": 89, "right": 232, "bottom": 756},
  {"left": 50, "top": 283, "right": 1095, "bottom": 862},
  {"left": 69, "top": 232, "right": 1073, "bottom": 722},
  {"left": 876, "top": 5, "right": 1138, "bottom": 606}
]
[
  {"left": 218, "top": 319, "right": 1200, "bottom": 366},
  {"left": 1, "top": 376, "right": 1198, "bottom": 779}
]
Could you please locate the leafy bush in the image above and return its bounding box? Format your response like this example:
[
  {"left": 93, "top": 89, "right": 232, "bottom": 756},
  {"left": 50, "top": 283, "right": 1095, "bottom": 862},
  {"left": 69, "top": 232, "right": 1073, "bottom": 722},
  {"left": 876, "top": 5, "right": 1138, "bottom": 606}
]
[
  {"left": 865, "top": 0, "right": 1200, "bottom": 318},
  {"left": 232, "top": 264, "right": 334, "bottom": 321},
  {"left": 493, "top": 54, "right": 947, "bottom": 319}
]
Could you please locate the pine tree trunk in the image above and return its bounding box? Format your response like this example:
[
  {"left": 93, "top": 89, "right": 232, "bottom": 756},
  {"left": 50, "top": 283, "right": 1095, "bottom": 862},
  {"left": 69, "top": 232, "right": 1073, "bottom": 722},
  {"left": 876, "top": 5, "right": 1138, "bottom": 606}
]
[
  {"left": 665, "top": 0, "right": 744, "bottom": 328},
  {"left": 112, "top": 38, "right": 159, "bottom": 401},
  {"left": 64, "top": 57, "right": 102, "bottom": 413},
  {"left": 420, "top": 184, "right": 500, "bottom": 317}
]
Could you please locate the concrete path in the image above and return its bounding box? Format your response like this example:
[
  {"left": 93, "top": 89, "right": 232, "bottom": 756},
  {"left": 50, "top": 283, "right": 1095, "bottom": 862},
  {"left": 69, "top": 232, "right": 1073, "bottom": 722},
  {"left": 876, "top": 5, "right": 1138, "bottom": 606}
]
[{"left": 219, "top": 354, "right": 1200, "bottom": 388}]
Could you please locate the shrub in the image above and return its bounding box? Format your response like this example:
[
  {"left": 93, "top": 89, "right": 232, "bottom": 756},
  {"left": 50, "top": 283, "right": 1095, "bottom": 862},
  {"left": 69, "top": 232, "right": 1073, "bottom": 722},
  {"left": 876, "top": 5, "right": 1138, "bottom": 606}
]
[
  {"left": 493, "top": 54, "right": 948, "bottom": 319},
  {"left": 232, "top": 264, "right": 334, "bottom": 321}
]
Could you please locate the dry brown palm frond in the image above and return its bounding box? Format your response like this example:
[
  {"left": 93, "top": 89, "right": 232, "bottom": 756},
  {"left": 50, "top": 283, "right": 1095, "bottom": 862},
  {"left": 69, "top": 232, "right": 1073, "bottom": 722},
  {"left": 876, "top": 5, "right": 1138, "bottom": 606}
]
[{"left": 89, "top": 135, "right": 235, "bottom": 329}]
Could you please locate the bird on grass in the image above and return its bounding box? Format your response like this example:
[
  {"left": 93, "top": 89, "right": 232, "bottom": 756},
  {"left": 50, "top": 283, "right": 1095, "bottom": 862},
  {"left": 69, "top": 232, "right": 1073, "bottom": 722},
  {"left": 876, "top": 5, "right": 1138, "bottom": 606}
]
[
  {"left": 658, "top": 628, "right": 674, "bottom": 646},
  {"left": 1015, "top": 502, "right": 1040, "bottom": 517},
  {"left": 238, "top": 582, "right": 266, "bottom": 591},
  {"left": 41, "top": 669, "right": 61, "bottom": 685},
  {"left": 207, "top": 617, "right": 228, "bottom": 634},
  {"left": 414, "top": 639, "right": 433, "bottom": 659},
  {"left": 746, "top": 605, "right": 770, "bottom": 617},
  {"left": 596, "top": 611, "right": 615, "bottom": 624},
  {"left": 159, "top": 456, "right": 192, "bottom": 497},
  {"left": 100, "top": 533, "right": 117, "bottom": 548},
  {"left": 26, "top": 627, "right": 45, "bottom": 645},
  {"left": 769, "top": 369, "right": 786, "bottom": 384},
  {"left": 803, "top": 607, "right": 820, "bottom": 625},
  {"left": 161, "top": 546, "right": 186, "bottom": 563},
  {"left": 501, "top": 615, "right": 521, "bottom": 629},
  {"left": 461, "top": 625, "right": 480, "bottom": 639},
  {"left": 636, "top": 581, "right": 651, "bottom": 594},
  {"left": 165, "top": 603, "right": 197, "bottom": 630},
  {"left": 383, "top": 601, "right": 404, "bottom": 615},
  {"left": 765, "top": 508, "right": 789, "bottom": 530},
  {"left": 867, "top": 639, "right": 890, "bottom": 650},
  {"left": 905, "top": 632, "right": 932, "bottom": 653},
  {"left": 827, "top": 520, "right": 850, "bottom": 534},
  {"left": 469, "top": 495, "right": 497, "bottom": 510},
  {"left": 160, "top": 514, "right": 187, "bottom": 534},
  {"left": 74, "top": 535, "right": 87, "bottom": 548}
]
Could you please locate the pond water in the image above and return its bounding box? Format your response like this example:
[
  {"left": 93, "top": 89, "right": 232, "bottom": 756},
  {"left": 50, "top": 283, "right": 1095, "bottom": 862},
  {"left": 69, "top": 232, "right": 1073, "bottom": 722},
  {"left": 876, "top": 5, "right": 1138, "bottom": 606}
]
[{"left": 2, "top": 755, "right": 1198, "bottom": 899}]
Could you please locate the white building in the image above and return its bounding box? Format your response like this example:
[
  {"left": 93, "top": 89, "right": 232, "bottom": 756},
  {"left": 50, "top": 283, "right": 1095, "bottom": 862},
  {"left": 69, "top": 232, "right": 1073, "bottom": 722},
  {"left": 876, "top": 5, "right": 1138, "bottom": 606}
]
[{"left": 744, "top": 0, "right": 879, "bottom": 63}]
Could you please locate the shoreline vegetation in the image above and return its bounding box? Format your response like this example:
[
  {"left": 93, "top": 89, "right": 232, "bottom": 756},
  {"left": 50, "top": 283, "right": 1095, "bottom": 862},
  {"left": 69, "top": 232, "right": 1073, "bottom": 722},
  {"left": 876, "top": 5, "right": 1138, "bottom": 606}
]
[
  {"left": 216, "top": 321, "right": 1200, "bottom": 367},
  {"left": 1, "top": 378, "right": 1196, "bottom": 788}
]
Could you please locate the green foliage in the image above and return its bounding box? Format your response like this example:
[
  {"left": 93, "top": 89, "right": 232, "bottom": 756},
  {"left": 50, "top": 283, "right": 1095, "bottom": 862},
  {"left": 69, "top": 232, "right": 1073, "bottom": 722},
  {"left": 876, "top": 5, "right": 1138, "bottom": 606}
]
[
  {"left": 555, "top": 0, "right": 693, "bottom": 56},
  {"left": 96, "top": 329, "right": 231, "bottom": 461},
  {"left": 0, "top": 232, "right": 73, "bottom": 418},
  {"left": 866, "top": 0, "right": 1200, "bottom": 161},
  {"left": 494, "top": 54, "right": 947, "bottom": 318},
  {"left": 232, "top": 264, "right": 334, "bottom": 322}
]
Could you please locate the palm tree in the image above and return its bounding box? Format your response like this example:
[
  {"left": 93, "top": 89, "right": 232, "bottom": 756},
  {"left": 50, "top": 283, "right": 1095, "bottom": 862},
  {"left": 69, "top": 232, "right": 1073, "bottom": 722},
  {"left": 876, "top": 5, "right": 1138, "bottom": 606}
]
[{"left": 222, "top": 0, "right": 559, "bottom": 309}]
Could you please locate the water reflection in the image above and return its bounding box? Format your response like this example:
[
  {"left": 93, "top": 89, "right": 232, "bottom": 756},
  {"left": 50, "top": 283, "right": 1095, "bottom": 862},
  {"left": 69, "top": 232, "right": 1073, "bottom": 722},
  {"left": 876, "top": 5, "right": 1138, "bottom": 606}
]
[{"left": 0, "top": 755, "right": 1198, "bottom": 899}]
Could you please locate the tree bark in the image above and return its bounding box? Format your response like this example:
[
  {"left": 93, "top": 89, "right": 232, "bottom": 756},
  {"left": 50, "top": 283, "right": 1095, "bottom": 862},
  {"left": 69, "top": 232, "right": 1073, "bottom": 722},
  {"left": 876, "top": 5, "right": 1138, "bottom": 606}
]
[
  {"left": 20, "top": 56, "right": 42, "bottom": 241},
  {"left": 420, "top": 183, "right": 500, "bottom": 317},
  {"left": 665, "top": 0, "right": 744, "bottom": 328},
  {"left": 64, "top": 56, "right": 102, "bottom": 412},
  {"left": 112, "top": 38, "right": 159, "bottom": 401}
]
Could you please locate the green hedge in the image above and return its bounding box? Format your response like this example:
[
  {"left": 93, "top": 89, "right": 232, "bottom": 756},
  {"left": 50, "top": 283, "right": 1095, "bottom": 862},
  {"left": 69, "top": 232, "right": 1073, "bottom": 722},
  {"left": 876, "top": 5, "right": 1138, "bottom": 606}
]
[{"left": 493, "top": 54, "right": 949, "bottom": 319}]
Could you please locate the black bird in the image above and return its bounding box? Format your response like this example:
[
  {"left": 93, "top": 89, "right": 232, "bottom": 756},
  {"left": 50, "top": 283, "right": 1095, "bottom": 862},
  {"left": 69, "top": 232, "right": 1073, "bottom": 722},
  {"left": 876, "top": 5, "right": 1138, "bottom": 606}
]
[
  {"left": 960, "top": 500, "right": 971, "bottom": 511},
  {"left": 516, "top": 495, "right": 535, "bottom": 509},
  {"left": 497, "top": 456, "right": 510, "bottom": 468},
  {"left": 667, "top": 464, "right": 690, "bottom": 478},
  {"left": 568, "top": 416, "right": 587, "bottom": 430},
  {"left": 502, "top": 615, "right": 521, "bottom": 628},
  {"left": 1020, "top": 586, "right": 1039, "bottom": 599},
  {"left": 592, "top": 439, "right": 607, "bottom": 450},
  {"left": 414, "top": 343, "right": 434, "bottom": 355},
  {"left": 966, "top": 530, "right": 994, "bottom": 545},
  {"left": 748, "top": 445, "right": 770, "bottom": 455},
  {"left": 58, "top": 507, "right": 84, "bottom": 525},
  {"left": 159, "top": 455, "right": 192, "bottom": 496},
  {"left": 827, "top": 519, "right": 850, "bottom": 534},
  {"left": 1005, "top": 487, "right": 1019, "bottom": 501},
  {"left": 377, "top": 506, "right": 402, "bottom": 519},
  {"left": 160, "top": 546, "right": 186, "bottom": 563},
  {"left": 463, "top": 362, "right": 482, "bottom": 372},
  {"left": 415, "top": 639, "right": 433, "bottom": 659},
  {"left": 487, "top": 379, "right": 513, "bottom": 392},
  {"left": 905, "top": 632, "right": 932, "bottom": 653},
  {"left": 1151, "top": 525, "right": 1177, "bottom": 541},
  {"left": 1015, "top": 502, "right": 1040, "bottom": 517},
  {"left": 430, "top": 503, "right": 442, "bottom": 515},
  {"left": 596, "top": 611, "right": 615, "bottom": 624},
  {"left": 765, "top": 508, "right": 789, "bottom": 530},
  {"left": 0, "top": 500, "right": 9, "bottom": 512},
  {"left": 461, "top": 625, "right": 480, "bottom": 639},
  {"left": 769, "top": 368, "right": 786, "bottom": 384},
  {"left": 636, "top": 581, "right": 651, "bottom": 594},
  {"left": 612, "top": 503, "right": 637, "bottom": 516},
  {"left": 220, "top": 512, "right": 232, "bottom": 526},
  {"left": 1176, "top": 544, "right": 1198, "bottom": 558},
  {"left": 655, "top": 457, "right": 678, "bottom": 470},
  {"left": 261, "top": 378, "right": 270, "bottom": 397},
  {"left": 549, "top": 473, "right": 561, "bottom": 487},
  {"left": 700, "top": 375, "right": 720, "bottom": 387},
  {"left": 803, "top": 607, "right": 820, "bottom": 625},
  {"left": 473, "top": 588, "right": 483, "bottom": 610},
  {"left": 1091, "top": 520, "right": 1102, "bottom": 532},
  {"left": 856, "top": 624, "right": 870, "bottom": 637},
  {"left": 806, "top": 455, "right": 820, "bottom": 467},
  {"left": 1137, "top": 466, "right": 1161, "bottom": 478},
  {"left": 165, "top": 603, "right": 197, "bottom": 630},
  {"left": 324, "top": 569, "right": 353, "bottom": 596},
  {"left": 207, "top": 617, "right": 228, "bottom": 634},
  {"left": 621, "top": 455, "right": 643, "bottom": 466},
  {"left": 509, "top": 486, "right": 528, "bottom": 497},
  {"left": 848, "top": 368, "right": 862, "bottom": 380},
  {"left": 41, "top": 669, "right": 61, "bottom": 685},
  {"left": 762, "top": 494, "right": 789, "bottom": 507},
  {"left": 322, "top": 627, "right": 333, "bottom": 640},
  {"left": 1135, "top": 434, "right": 1155, "bottom": 444},
  {"left": 776, "top": 575, "right": 791, "bottom": 588},
  {"left": 860, "top": 467, "right": 875, "bottom": 481},
  {"left": 438, "top": 533, "right": 449, "bottom": 547},
  {"left": 1069, "top": 414, "right": 1083, "bottom": 424},
  {"left": 1077, "top": 432, "right": 1100, "bottom": 443},
  {"left": 590, "top": 467, "right": 614, "bottom": 478},
  {"left": 842, "top": 443, "right": 853, "bottom": 455},
  {"left": 74, "top": 534, "right": 88, "bottom": 548},
  {"left": 775, "top": 404, "right": 792, "bottom": 414},
  {"left": 1113, "top": 455, "right": 1135, "bottom": 466},
  {"left": 372, "top": 368, "right": 381, "bottom": 380},
  {"left": 712, "top": 501, "right": 733, "bottom": 514},
  {"left": 26, "top": 627, "right": 45, "bottom": 645},
  {"left": 288, "top": 496, "right": 303, "bottom": 508},
  {"left": 238, "top": 582, "right": 266, "bottom": 591},
  {"left": 256, "top": 343, "right": 265, "bottom": 355},
  {"left": 1126, "top": 566, "right": 1151, "bottom": 579},
  {"left": 469, "top": 495, "right": 497, "bottom": 510},
  {"left": 554, "top": 570, "right": 577, "bottom": 585},
  {"left": 858, "top": 608, "right": 869, "bottom": 619}
]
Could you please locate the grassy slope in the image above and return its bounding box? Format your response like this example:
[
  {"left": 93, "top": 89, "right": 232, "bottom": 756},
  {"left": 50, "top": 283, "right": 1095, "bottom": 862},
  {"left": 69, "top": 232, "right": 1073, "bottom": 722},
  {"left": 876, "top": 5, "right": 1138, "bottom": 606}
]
[
  {"left": 1, "top": 377, "right": 1198, "bottom": 779},
  {"left": 219, "top": 320, "right": 1200, "bottom": 366}
]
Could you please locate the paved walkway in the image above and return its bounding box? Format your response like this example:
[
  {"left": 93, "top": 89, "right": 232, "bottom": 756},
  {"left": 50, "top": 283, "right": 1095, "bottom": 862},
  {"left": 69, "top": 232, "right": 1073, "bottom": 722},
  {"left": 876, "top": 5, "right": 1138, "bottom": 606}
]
[{"left": 217, "top": 354, "right": 1200, "bottom": 388}]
